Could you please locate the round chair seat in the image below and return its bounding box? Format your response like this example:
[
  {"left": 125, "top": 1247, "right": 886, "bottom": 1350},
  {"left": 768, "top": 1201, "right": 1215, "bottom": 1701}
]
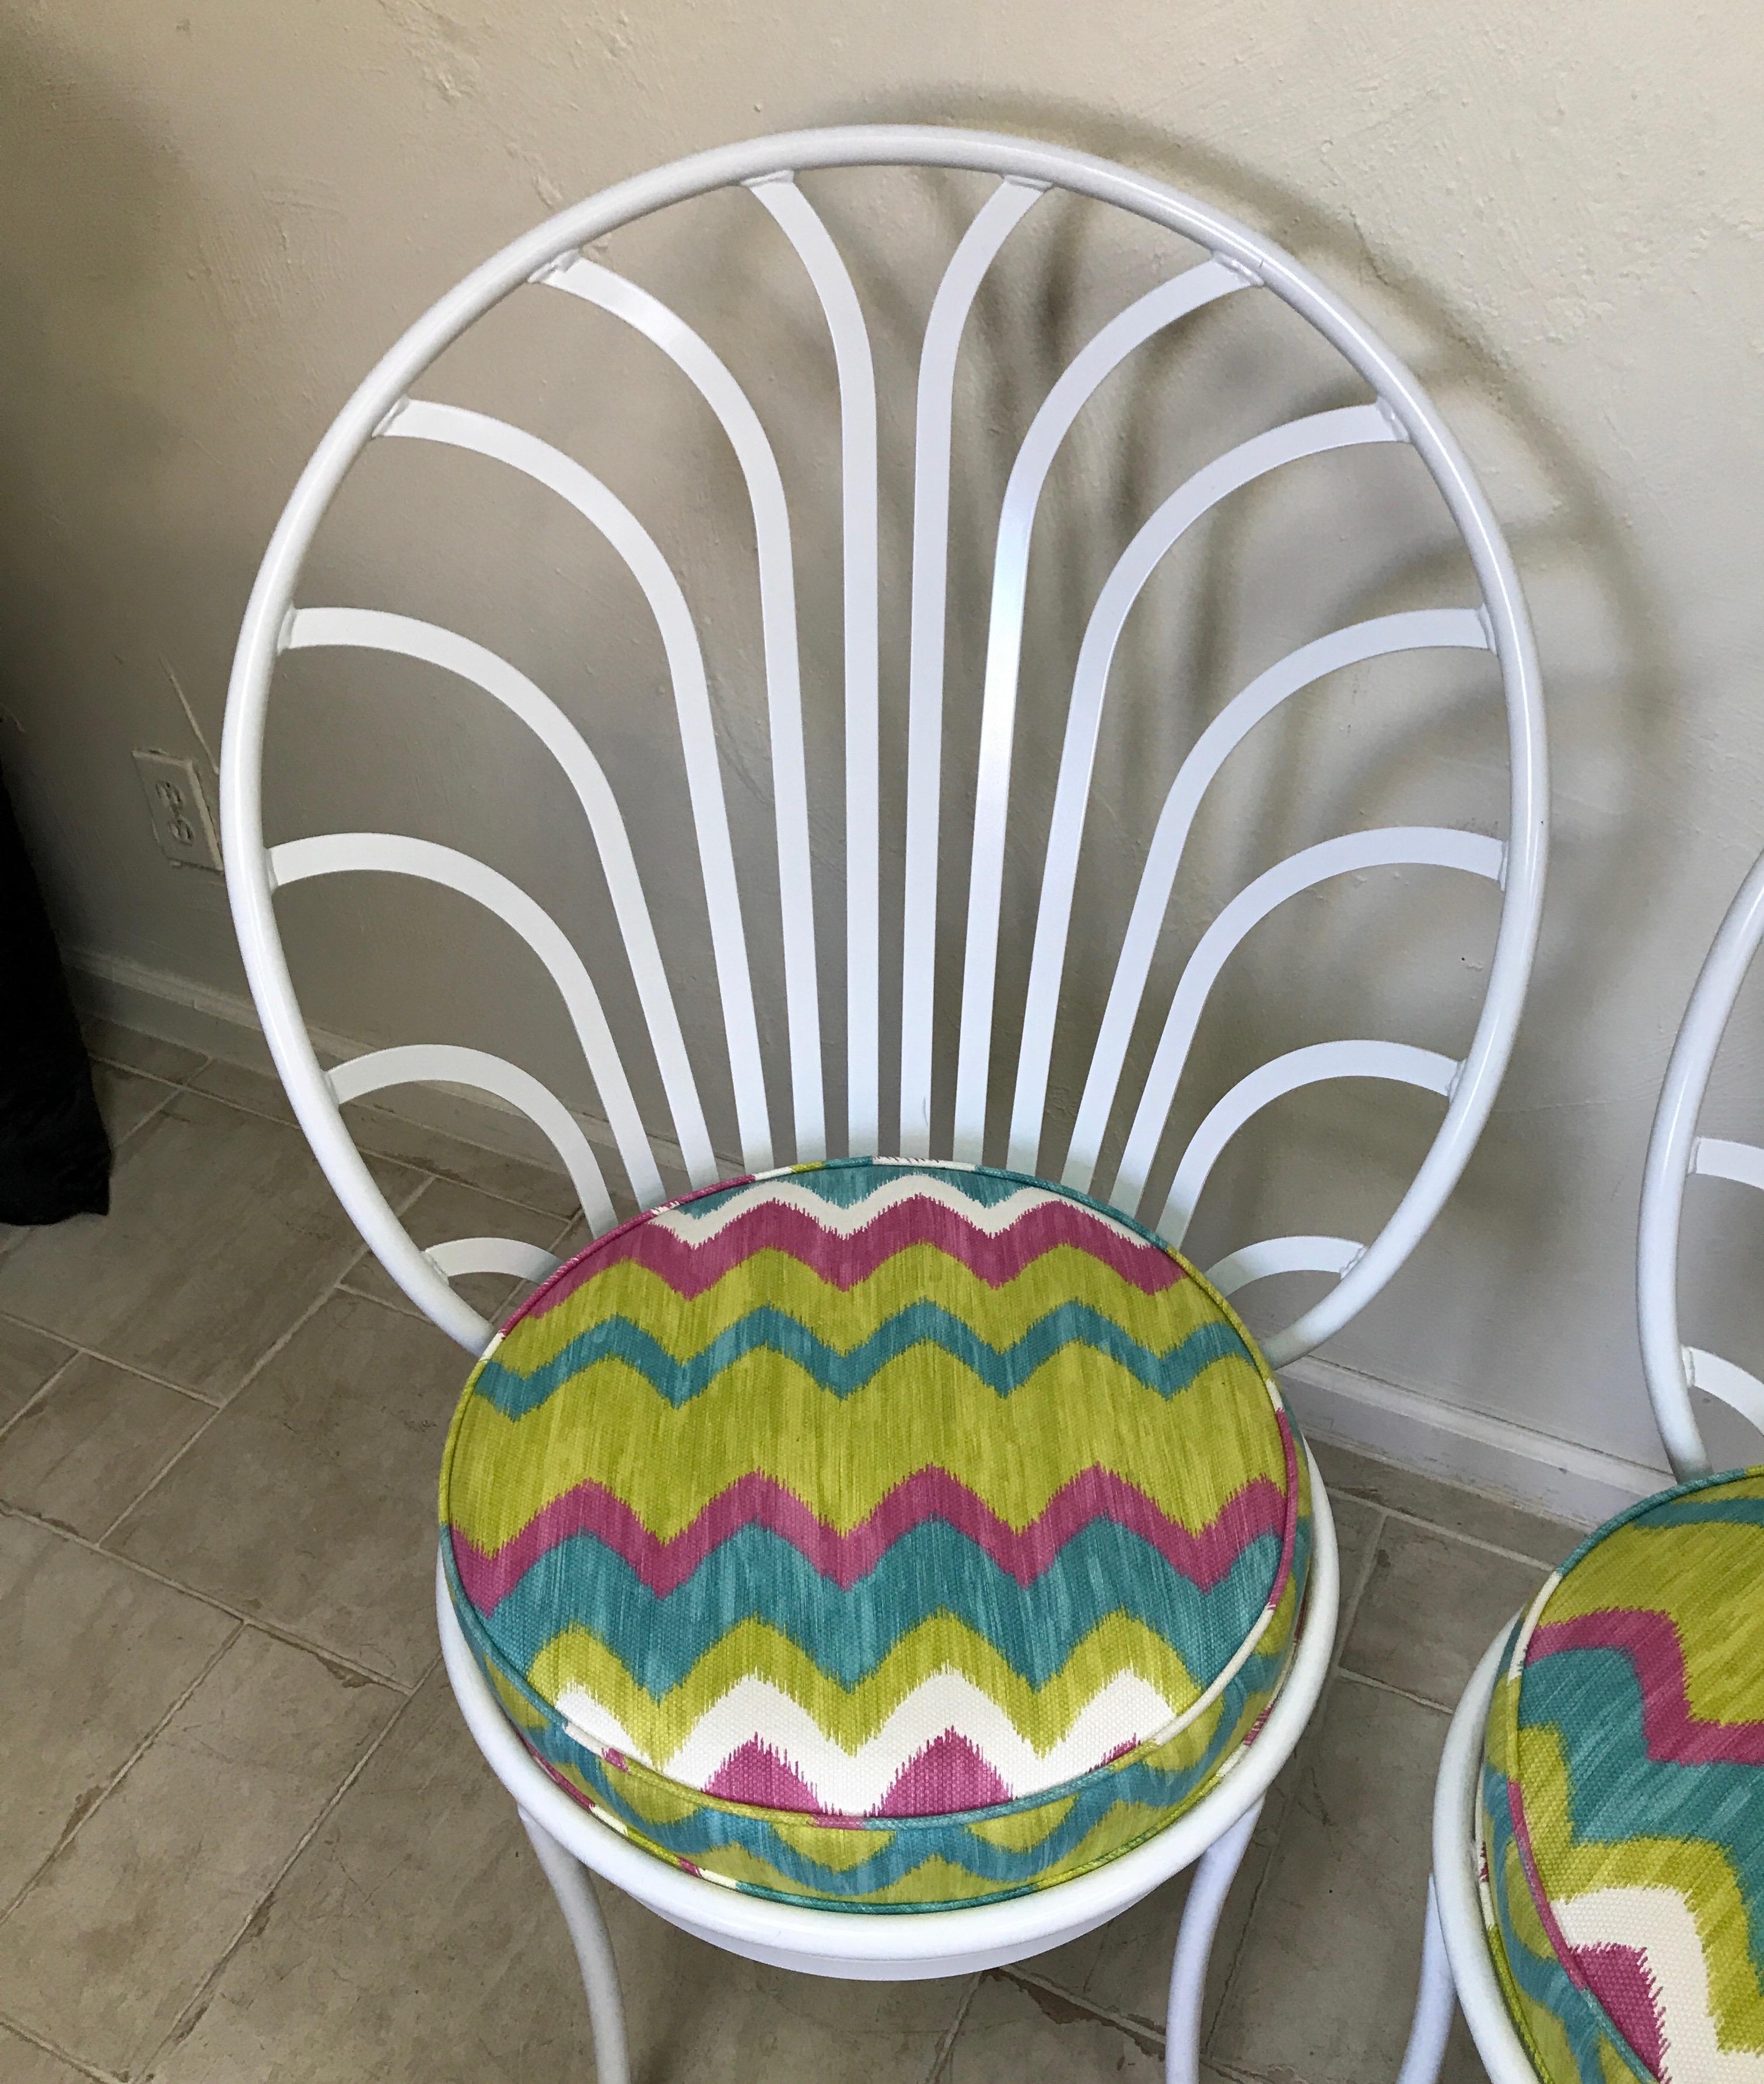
[
  {"left": 439, "top": 1156, "right": 1310, "bottom": 1911},
  {"left": 1479, "top": 1468, "right": 1764, "bottom": 2082}
]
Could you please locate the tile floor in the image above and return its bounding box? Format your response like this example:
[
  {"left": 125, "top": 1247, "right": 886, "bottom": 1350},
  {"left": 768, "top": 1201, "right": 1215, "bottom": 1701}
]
[{"left": 0, "top": 1020, "right": 1584, "bottom": 2084}]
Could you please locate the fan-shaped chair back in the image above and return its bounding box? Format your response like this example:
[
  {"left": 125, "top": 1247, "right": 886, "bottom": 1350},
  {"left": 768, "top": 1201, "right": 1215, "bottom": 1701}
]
[{"left": 221, "top": 125, "right": 1546, "bottom": 1361}]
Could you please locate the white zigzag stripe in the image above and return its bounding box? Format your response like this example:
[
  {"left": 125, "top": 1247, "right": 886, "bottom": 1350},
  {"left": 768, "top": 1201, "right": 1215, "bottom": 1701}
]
[
  {"left": 554, "top": 1666, "right": 1182, "bottom": 1811},
  {"left": 654, "top": 1172, "right": 1149, "bottom": 1248},
  {"left": 1555, "top": 1883, "right": 1764, "bottom": 2083}
]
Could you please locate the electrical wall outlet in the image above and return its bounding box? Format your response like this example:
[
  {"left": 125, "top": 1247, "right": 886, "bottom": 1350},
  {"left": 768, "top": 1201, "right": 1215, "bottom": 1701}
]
[{"left": 134, "top": 750, "right": 222, "bottom": 870}]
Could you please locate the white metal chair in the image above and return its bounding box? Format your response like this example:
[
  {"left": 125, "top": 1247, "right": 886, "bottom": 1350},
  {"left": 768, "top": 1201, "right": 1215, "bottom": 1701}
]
[
  {"left": 220, "top": 125, "right": 1546, "bottom": 2083},
  {"left": 1398, "top": 847, "right": 1764, "bottom": 2084}
]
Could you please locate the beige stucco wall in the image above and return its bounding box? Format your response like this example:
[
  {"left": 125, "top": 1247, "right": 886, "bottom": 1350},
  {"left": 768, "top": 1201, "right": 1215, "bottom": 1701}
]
[{"left": 4, "top": 0, "right": 1763, "bottom": 1485}]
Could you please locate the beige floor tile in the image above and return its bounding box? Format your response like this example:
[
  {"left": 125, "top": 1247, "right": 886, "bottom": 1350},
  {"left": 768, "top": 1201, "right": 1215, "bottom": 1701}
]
[
  {"left": 0, "top": 2021, "right": 96, "bottom": 2083},
  {"left": 340, "top": 1177, "right": 573, "bottom": 1322},
  {"left": 0, "top": 1628, "right": 398, "bottom": 2079},
  {"left": 149, "top": 1669, "right": 966, "bottom": 2084},
  {"left": 110, "top": 1292, "right": 467, "bottom": 1685},
  {"left": 0, "top": 1355, "right": 211, "bottom": 1540},
  {"left": 1341, "top": 1517, "right": 1545, "bottom": 1709},
  {"left": 0, "top": 1320, "right": 75, "bottom": 1429},
  {"left": 943, "top": 1973, "right": 1164, "bottom": 2080},
  {"left": 187, "top": 1059, "right": 580, "bottom": 1219},
  {"left": 80, "top": 1020, "right": 207, "bottom": 1085},
  {"left": 1207, "top": 1674, "right": 1486, "bottom": 2084},
  {"left": 0, "top": 1092, "right": 423, "bottom": 1403},
  {"left": 89, "top": 1062, "right": 178, "bottom": 1146},
  {"left": 1309, "top": 1440, "right": 1580, "bottom": 1567},
  {"left": 0, "top": 1516, "right": 236, "bottom": 1906}
]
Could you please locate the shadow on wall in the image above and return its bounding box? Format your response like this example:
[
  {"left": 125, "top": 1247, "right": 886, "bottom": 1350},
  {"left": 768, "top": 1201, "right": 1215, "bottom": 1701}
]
[{"left": 873, "top": 89, "right": 1672, "bottom": 1363}]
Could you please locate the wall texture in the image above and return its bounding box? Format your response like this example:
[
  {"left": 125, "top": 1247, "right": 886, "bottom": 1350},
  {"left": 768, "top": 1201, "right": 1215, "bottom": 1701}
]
[{"left": 4, "top": 0, "right": 1763, "bottom": 1507}]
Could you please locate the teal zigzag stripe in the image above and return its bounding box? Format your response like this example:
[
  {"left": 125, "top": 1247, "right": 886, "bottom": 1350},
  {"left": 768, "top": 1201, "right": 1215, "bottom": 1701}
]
[
  {"left": 1519, "top": 1644, "right": 1764, "bottom": 1985},
  {"left": 474, "top": 1306, "right": 1248, "bottom": 1419},
  {"left": 472, "top": 1517, "right": 1280, "bottom": 1694},
  {"left": 1480, "top": 1757, "right": 1646, "bottom": 2084}
]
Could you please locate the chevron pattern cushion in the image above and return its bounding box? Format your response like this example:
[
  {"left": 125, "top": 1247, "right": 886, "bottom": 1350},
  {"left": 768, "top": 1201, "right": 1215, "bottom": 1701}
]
[
  {"left": 1479, "top": 1469, "right": 1764, "bottom": 2082},
  {"left": 439, "top": 1156, "right": 1311, "bottom": 1911}
]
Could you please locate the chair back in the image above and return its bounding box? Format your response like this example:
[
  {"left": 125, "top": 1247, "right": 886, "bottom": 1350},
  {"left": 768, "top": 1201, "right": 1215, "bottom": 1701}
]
[
  {"left": 1639, "top": 848, "right": 1764, "bottom": 1477},
  {"left": 220, "top": 125, "right": 1547, "bottom": 1358}
]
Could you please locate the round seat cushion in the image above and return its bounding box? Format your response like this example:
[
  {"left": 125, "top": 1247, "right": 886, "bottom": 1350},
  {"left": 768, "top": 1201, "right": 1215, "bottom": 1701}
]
[
  {"left": 440, "top": 1156, "right": 1310, "bottom": 1911},
  {"left": 1479, "top": 1469, "right": 1764, "bottom": 2082}
]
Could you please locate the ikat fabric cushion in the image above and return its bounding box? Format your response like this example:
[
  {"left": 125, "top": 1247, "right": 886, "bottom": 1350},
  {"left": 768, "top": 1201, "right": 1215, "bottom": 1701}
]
[
  {"left": 440, "top": 1156, "right": 1311, "bottom": 1911},
  {"left": 1479, "top": 1469, "right": 1764, "bottom": 2082}
]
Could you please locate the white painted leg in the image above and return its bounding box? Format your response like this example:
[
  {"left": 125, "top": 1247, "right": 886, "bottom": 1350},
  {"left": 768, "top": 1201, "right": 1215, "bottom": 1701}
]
[
  {"left": 1396, "top": 1879, "right": 1457, "bottom": 2084},
  {"left": 1165, "top": 1797, "right": 1261, "bottom": 2084},
  {"left": 520, "top": 1807, "right": 632, "bottom": 2084}
]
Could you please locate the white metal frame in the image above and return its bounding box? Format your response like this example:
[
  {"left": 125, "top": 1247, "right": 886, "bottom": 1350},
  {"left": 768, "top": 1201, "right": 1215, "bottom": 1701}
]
[
  {"left": 220, "top": 125, "right": 1546, "bottom": 2079},
  {"left": 1399, "top": 844, "right": 1764, "bottom": 2084}
]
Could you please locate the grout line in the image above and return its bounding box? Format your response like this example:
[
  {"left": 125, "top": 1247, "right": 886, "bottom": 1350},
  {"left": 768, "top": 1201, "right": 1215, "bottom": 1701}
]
[
  {"left": 1003, "top": 1964, "right": 1165, "bottom": 2054},
  {"left": 103, "top": 1079, "right": 184, "bottom": 1159},
  {"left": 0, "top": 1498, "right": 418, "bottom": 1697},
  {"left": 1332, "top": 1490, "right": 1570, "bottom": 1571},
  {"left": 922, "top": 1971, "right": 983, "bottom": 2083},
  {"left": 138, "top": 1666, "right": 438, "bottom": 2079},
  {"left": 94, "top": 1283, "right": 347, "bottom": 1546},
  {"left": 0, "top": 1349, "right": 86, "bottom": 1448},
  {"left": 86, "top": 1041, "right": 214, "bottom": 1091},
  {"left": 1335, "top": 1503, "right": 1388, "bottom": 1652},
  {"left": 0, "top": 2009, "right": 124, "bottom": 2084},
  {"left": 0, "top": 1617, "right": 245, "bottom": 1934},
  {"left": 1330, "top": 1666, "right": 1458, "bottom": 1717},
  {"left": 173, "top": 1068, "right": 578, "bottom": 1222},
  {"left": 0, "top": 1314, "right": 230, "bottom": 1409}
]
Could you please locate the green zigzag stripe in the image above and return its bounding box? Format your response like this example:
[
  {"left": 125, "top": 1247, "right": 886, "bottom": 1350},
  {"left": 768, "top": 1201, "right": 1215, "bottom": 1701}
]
[{"left": 472, "top": 1306, "right": 1248, "bottom": 1418}]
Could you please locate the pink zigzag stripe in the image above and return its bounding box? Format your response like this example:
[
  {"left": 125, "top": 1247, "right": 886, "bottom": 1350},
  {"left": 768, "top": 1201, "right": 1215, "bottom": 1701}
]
[
  {"left": 450, "top": 1464, "right": 1289, "bottom": 1609},
  {"left": 1530, "top": 1608, "right": 1764, "bottom": 1765},
  {"left": 528, "top": 1197, "right": 1188, "bottom": 1312}
]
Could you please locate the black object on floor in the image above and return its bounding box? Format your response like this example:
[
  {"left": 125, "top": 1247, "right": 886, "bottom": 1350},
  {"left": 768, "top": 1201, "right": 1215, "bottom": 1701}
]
[{"left": 0, "top": 770, "right": 110, "bottom": 1222}]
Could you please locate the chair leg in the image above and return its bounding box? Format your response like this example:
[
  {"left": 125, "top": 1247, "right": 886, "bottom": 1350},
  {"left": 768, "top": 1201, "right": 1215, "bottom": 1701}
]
[
  {"left": 1165, "top": 1797, "right": 1262, "bottom": 2084},
  {"left": 520, "top": 1807, "right": 632, "bottom": 2084},
  {"left": 1396, "top": 1878, "right": 1457, "bottom": 2084}
]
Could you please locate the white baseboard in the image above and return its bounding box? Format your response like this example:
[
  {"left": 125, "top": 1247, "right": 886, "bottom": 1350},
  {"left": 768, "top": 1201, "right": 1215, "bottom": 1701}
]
[
  {"left": 1280, "top": 1353, "right": 1669, "bottom": 1530},
  {"left": 68, "top": 947, "right": 1671, "bottom": 1531}
]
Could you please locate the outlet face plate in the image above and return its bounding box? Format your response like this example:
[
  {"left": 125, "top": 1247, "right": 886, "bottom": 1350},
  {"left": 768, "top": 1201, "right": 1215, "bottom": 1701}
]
[{"left": 134, "top": 750, "right": 222, "bottom": 870}]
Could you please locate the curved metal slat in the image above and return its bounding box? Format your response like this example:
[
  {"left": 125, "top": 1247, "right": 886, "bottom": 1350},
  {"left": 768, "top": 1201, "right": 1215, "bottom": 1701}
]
[
  {"left": 289, "top": 608, "right": 714, "bottom": 1188},
  {"left": 538, "top": 259, "right": 823, "bottom": 1162},
  {"left": 950, "top": 257, "right": 1255, "bottom": 1162},
  {"left": 1060, "top": 611, "right": 1490, "bottom": 1192},
  {"left": 1205, "top": 1235, "right": 1363, "bottom": 1299},
  {"left": 428, "top": 1236, "right": 564, "bottom": 1283},
  {"left": 899, "top": 177, "right": 1044, "bottom": 1158},
  {"left": 750, "top": 176, "right": 882, "bottom": 1156},
  {"left": 1637, "top": 849, "right": 1764, "bottom": 1477},
  {"left": 327, "top": 1041, "right": 614, "bottom": 1233},
  {"left": 1691, "top": 1136, "right": 1764, "bottom": 1193},
  {"left": 269, "top": 831, "right": 666, "bottom": 1211},
  {"left": 1684, "top": 1347, "right": 1764, "bottom": 1442},
  {"left": 1108, "top": 827, "right": 1504, "bottom": 1212},
  {"left": 374, "top": 400, "right": 772, "bottom": 1176},
  {"left": 1007, "top": 414, "right": 1416, "bottom": 1172},
  {"left": 1158, "top": 1038, "right": 1458, "bottom": 1251}
]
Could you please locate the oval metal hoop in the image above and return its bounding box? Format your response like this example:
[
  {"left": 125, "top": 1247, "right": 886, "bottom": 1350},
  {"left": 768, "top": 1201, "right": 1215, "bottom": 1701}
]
[
  {"left": 1637, "top": 847, "right": 1764, "bottom": 1477},
  {"left": 221, "top": 124, "right": 1546, "bottom": 1358}
]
